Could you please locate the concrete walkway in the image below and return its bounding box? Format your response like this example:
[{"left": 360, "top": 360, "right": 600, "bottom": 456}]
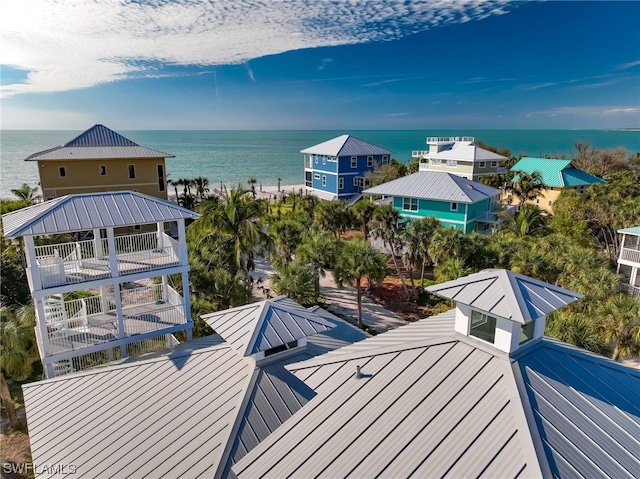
[{"left": 252, "top": 256, "right": 408, "bottom": 333}]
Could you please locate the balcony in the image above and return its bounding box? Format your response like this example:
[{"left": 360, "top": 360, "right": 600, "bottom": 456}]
[
  {"left": 474, "top": 204, "right": 517, "bottom": 224},
  {"left": 30, "top": 231, "right": 181, "bottom": 290},
  {"left": 412, "top": 150, "right": 430, "bottom": 158},
  {"left": 620, "top": 247, "right": 640, "bottom": 265},
  {"left": 38, "top": 283, "right": 187, "bottom": 357}
]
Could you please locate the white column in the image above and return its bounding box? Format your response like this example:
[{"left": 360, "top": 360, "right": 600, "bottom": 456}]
[
  {"left": 23, "top": 236, "right": 41, "bottom": 291},
  {"left": 182, "top": 272, "right": 192, "bottom": 342},
  {"left": 156, "top": 222, "right": 164, "bottom": 248},
  {"left": 93, "top": 228, "right": 103, "bottom": 258},
  {"left": 177, "top": 219, "right": 188, "bottom": 266},
  {"left": 113, "top": 282, "right": 125, "bottom": 339},
  {"left": 35, "top": 299, "right": 52, "bottom": 359},
  {"left": 106, "top": 227, "right": 119, "bottom": 277}
]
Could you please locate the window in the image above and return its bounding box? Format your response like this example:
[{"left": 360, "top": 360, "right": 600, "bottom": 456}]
[
  {"left": 470, "top": 310, "right": 497, "bottom": 343},
  {"left": 134, "top": 225, "right": 141, "bottom": 231},
  {"left": 264, "top": 340, "right": 298, "bottom": 357},
  {"left": 520, "top": 321, "right": 536, "bottom": 344},
  {"left": 382, "top": 155, "right": 389, "bottom": 165},
  {"left": 59, "top": 166, "right": 67, "bottom": 178},
  {"left": 353, "top": 177, "right": 359, "bottom": 186},
  {"left": 128, "top": 164, "right": 136, "bottom": 179},
  {"left": 536, "top": 198, "right": 540, "bottom": 205},
  {"left": 367, "top": 156, "right": 373, "bottom": 167},
  {"left": 432, "top": 159, "right": 442, "bottom": 166},
  {"left": 157, "top": 164, "right": 165, "bottom": 192},
  {"left": 446, "top": 159, "right": 457, "bottom": 167},
  {"left": 451, "top": 202, "right": 458, "bottom": 211},
  {"left": 548, "top": 200, "right": 553, "bottom": 206},
  {"left": 491, "top": 161, "right": 497, "bottom": 167},
  {"left": 314, "top": 173, "right": 320, "bottom": 180},
  {"left": 402, "top": 198, "right": 418, "bottom": 211},
  {"left": 315, "top": 156, "right": 318, "bottom": 164},
  {"left": 322, "top": 175, "right": 326, "bottom": 187},
  {"left": 351, "top": 157, "right": 357, "bottom": 168},
  {"left": 479, "top": 161, "right": 486, "bottom": 168},
  {"left": 339, "top": 178, "right": 344, "bottom": 189},
  {"left": 99, "top": 165, "right": 107, "bottom": 176},
  {"left": 323, "top": 157, "right": 326, "bottom": 165}
]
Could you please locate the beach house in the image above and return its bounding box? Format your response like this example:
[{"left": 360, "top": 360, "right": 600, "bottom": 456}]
[
  {"left": 26, "top": 124, "right": 174, "bottom": 200},
  {"left": 301, "top": 135, "right": 393, "bottom": 201},
  {"left": 1, "top": 191, "right": 199, "bottom": 378},
  {"left": 411, "top": 136, "right": 508, "bottom": 181},
  {"left": 363, "top": 171, "right": 515, "bottom": 234},
  {"left": 617, "top": 226, "right": 640, "bottom": 297},
  {"left": 506, "top": 157, "right": 605, "bottom": 212},
  {"left": 20, "top": 270, "right": 640, "bottom": 478}
]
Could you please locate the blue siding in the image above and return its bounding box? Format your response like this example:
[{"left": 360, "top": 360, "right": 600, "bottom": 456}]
[{"left": 306, "top": 151, "right": 389, "bottom": 196}]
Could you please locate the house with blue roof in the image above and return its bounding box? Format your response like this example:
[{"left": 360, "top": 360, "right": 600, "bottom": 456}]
[
  {"left": 506, "top": 157, "right": 605, "bottom": 212},
  {"left": 363, "top": 171, "right": 516, "bottom": 234},
  {"left": 26, "top": 124, "right": 174, "bottom": 200},
  {"left": 301, "top": 135, "right": 393, "bottom": 201}
]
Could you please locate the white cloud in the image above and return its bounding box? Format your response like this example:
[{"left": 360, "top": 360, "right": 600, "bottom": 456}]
[{"left": 0, "top": 0, "right": 520, "bottom": 97}]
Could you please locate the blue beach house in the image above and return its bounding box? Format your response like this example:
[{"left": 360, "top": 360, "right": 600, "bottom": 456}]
[
  {"left": 363, "top": 171, "right": 514, "bottom": 234},
  {"left": 301, "top": 135, "right": 393, "bottom": 201}
]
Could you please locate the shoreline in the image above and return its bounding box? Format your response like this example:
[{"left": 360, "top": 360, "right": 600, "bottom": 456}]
[{"left": 168, "top": 184, "right": 309, "bottom": 203}]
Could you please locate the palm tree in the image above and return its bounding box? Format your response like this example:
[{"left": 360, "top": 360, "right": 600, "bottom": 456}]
[
  {"left": 268, "top": 218, "right": 306, "bottom": 264},
  {"left": 0, "top": 304, "right": 38, "bottom": 430},
  {"left": 370, "top": 204, "right": 409, "bottom": 297},
  {"left": 507, "top": 171, "right": 545, "bottom": 208},
  {"left": 272, "top": 261, "right": 318, "bottom": 306},
  {"left": 596, "top": 294, "right": 640, "bottom": 361},
  {"left": 428, "top": 226, "right": 465, "bottom": 265},
  {"left": 248, "top": 178, "right": 257, "bottom": 199},
  {"left": 296, "top": 231, "right": 340, "bottom": 300},
  {"left": 277, "top": 177, "right": 282, "bottom": 192},
  {"left": 194, "top": 176, "right": 210, "bottom": 200},
  {"left": 167, "top": 178, "right": 180, "bottom": 201},
  {"left": 546, "top": 310, "right": 609, "bottom": 356},
  {"left": 434, "top": 258, "right": 472, "bottom": 283},
  {"left": 405, "top": 217, "right": 440, "bottom": 286},
  {"left": 314, "top": 201, "right": 349, "bottom": 239},
  {"left": 10, "top": 183, "right": 39, "bottom": 204},
  {"left": 350, "top": 200, "right": 377, "bottom": 239},
  {"left": 191, "top": 186, "right": 269, "bottom": 274},
  {"left": 333, "top": 237, "right": 388, "bottom": 328},
  {"left": 501, "top": 204, "right": 548, "bottom": 237}
]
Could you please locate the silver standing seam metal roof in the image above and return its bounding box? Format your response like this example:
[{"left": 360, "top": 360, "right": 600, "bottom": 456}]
[
  {"left": 24, "top": 124, "right": 175, "bottom": 161},
  {"left": 1, "top": 191, "right": 200, "bottom": 238},
  {"left": 300, "top": 135, "right": 393, "bottom": 157},
  {"left": 22, "top": 303, "right": 369, "bottom": 479},
  {"left": 427, "top": 140, "right": 508, "bottom": 162},
  {"left": 426, "top": 269, "right": 583, "bottom": 324},
  {"left": 363, "top": 171, "right": 501, "bottom": 204},
  {"left": 200, "top": 296, "right": 336, "bottom": 357}
]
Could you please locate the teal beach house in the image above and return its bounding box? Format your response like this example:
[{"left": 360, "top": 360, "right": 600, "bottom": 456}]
[
  {"left": 301, "top": 135, "right": 393, "bottom": 201},
  {"left": 363, "top": 171, "right": 514, "bottom": 234}
]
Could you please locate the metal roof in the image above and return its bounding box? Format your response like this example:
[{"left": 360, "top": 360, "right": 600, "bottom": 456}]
[
  {"left": 1, "top": 191, "right": 200, "bottom": 238},
  {"left": 516, "top": 340, "right": 640, "bottom": 478},
  {"left": 201, "top": 296, "right": 336, "bottom": 357},
  {"left": 426, "top": 269, "right": 583, "bottom": 324},
  {"left": 510, "top": 157, "right": 605, "bottom": 187},
  {"left": 24, "top": 124, "right": 175, "bottom": 161},
  {"left": 363, "top": 171, "right": 501, "bottom": 204},
  {"left": 427, "top": 140, "right": 507, "bottom": 162},
  {"left": 300, "top": 135, "right": 393, "bottom": 156},
  {"left": 233, "top": 337, "right": 539, "bottom": 479}
]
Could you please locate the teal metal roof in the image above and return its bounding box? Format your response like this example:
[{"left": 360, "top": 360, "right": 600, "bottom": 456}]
[
  {"left": 510, "top": 157, "right": 605, "bottom": 187},
  {"left": 618, "top": 226, "right": 640, "bottom": 236}
]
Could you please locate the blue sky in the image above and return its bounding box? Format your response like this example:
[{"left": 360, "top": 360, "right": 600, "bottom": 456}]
[{"left": 1, "top": 0, "right": 639, "bottom": 130}]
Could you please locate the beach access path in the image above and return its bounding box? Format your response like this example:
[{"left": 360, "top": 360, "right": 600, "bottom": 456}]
[{"left": 252, "top": 255, "right": 408, "bottom": 333}]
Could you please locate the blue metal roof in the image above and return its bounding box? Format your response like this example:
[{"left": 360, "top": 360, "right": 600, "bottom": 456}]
[{"left": 64, "top": 124, "right": 139, "bottom": 147}]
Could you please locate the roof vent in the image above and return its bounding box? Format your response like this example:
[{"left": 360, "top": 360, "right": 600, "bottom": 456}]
[{"left": 355, "top": 365, "right": 362, "bottom": 379}]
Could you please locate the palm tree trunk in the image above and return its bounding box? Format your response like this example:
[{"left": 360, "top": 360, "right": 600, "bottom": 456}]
[
  {"left": 387, "top": 241, "right": 410, "bottom": 297},
  {"left": 0, "top": 371, "right": 21, "bottom": 430},
  {"left": 356, "top": 278, "right": 363, "bottom": 329},
  {"left": 611, "top": 343, "right": 621, "bottom": 361},
  {"left": 420, "top": 259, "right": 426, "bottom": 286}
]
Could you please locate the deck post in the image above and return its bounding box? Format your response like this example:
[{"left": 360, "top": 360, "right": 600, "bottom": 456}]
[
  {"left": 182, "top": 272, "right": 192, "bottom": 342},
  {"left": 177, "top": 219, "right": 188, "bottom": 265},
  {"left": 24, "top": 236, "right": 42, "bottom": 291},
  {"left": 93, "top": 228, "right": 103, "bottom": 258},
  {"left": 113, "top": 282, "right": 125, "bottom": 340},
  {"left": 106, "top": 227, "right": 119, "bottom": 277}
]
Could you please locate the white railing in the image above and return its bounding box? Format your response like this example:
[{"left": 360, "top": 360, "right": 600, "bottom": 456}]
[
  {"left": 33, "top": 232, "right": 180, "bottom": 289},
  {"left": 412, "top": 150, "right": 430, "bottom": 158},
  {"left": 620, "top": 247, "right": 640, "bottom": 264},
  {"left": 167, "top": 286, "right": 183, "bottom": 306},
  {"left": 426, "top": 136, "right": 474, "bottom": 143},
  {"left": 124, "top": 305, "right": 186, "bottom": 336},
  {"left": 618, "top": 283, "right": 640, "bottom": 297},
  {"left": 121, "top": 283, "right": 163, "bottom": 308}
]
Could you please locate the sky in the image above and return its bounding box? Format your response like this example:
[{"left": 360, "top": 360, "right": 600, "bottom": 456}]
[{"left": 1, "top": 0, "right": 639, "bottom": 130}]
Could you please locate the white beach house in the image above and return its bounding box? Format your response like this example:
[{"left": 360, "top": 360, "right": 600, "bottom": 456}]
[
  {"left": 1, "top": 191, "right": 200, "bottom": 378},
  {"left": 617, "top": 226, "right": 640, "bottom": 297}
]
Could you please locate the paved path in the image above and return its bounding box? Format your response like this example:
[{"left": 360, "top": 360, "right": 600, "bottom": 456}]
[{"left": 252, "top": 256, "right": 408, "bottom": 333}]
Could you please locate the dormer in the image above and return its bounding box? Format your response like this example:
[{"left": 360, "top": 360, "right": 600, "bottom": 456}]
[
  {"left": 426, "top": 269, "right": 583, "bottom": 354},
  {"left": 201, "top": 296, "right": 336, "bottom": 365}
]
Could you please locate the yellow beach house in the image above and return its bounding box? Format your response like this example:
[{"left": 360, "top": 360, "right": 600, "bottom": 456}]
[
  {"left": 26, "top": 124, "right": 174, "bottom": 200},
  {"left": 506, "top": 157, "right": 605, "bottom": 213}
]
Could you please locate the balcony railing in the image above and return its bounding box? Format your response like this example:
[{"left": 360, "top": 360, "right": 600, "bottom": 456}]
[
  {"left": 427, "top": 136, "right": 474, "bottom": 143},
  {"left": 620, "top": 247, "right": 640, "bottom": 265},
  {"left": 474, "top": 204, "right": 517, "bottom": 224},
  {"left": 42, "top": 284, "right": 186, "bottom": 356},
  {"left": 412, "top": 150, "right": 430, "bottom": 158},
  {"left": 31, "top": 232, "right": 181, "bottom": 289}
]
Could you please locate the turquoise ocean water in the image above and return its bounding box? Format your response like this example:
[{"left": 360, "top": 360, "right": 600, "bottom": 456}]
[{"left": 1, "top": 129, "right": 638, "bottom": 199}]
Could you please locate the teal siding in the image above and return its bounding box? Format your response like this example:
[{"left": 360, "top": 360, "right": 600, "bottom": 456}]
[{"left": 466, "top": 198, "right": 490, "bottom": 220}]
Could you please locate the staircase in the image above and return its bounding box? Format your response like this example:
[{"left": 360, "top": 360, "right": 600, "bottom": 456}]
[{"left": 44, "top": 294, "right": 66, "bottom": 330}]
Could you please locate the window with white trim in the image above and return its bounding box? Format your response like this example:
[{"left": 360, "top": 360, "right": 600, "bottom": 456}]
[
  {"left": 353, "top": 177, "right": 359, "bottom": 186},
  {"left": 432, "top": 159, "right": 442, "bottom": 166},
  {"left": 520, "top": 321, "right": 535, "bottom": 344},
  {"left": 446, "top": 159, "right": 457, "bottom": 167},
  {"left": 99, "top": 165, "right": 107, "bottom": 176},
  {"left": 470, "top": 310, "right": 497, "bottom": 343},
  {"left": 339, "top": 178, "right": 344, "bottom": 189},
  {"left": 322, "top": 175, "right": 326, "bottom": 187},
  {"left": 351, "top": 157, "right": 357, "bottom": 168},
  {"left": 315, "top": 156, "right": 318, "bottom": 164},
  {"left": 128, "top": 164, "right": 136, "bottom": 179},
  {"left": 491, "top": 161, "right": 497, "bottom": 167},
  {"left": 314, "top": 173, "right": 320, "bottom": 180},
  {"left": 367, "top": 156, "right": 373, "bottom": 167},
  {"left": 402, "top": 197, "right": 418, "bottom": 211},
  {"left": 479, "top": 161, "right": 486, "bottom": 168},
  {"left": 59, "top": 166, "right": 67, "bottom": 178},
  {"left": 382, "top": 155, "right": 389, "bottom": 165},
  {"left": 451, "top": 202, "right": 458, "bottom": 211}
]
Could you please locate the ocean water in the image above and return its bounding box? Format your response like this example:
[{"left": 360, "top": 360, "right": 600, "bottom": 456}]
[{"left": 1, "top": 129, "right": 638, "bottom": 199}]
